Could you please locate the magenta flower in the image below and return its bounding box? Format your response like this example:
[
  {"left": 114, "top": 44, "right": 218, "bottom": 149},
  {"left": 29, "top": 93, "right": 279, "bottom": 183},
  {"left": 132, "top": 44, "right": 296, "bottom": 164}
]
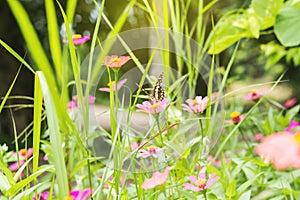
[
  {"left": 70, "top": 188, "right": 92, "bottom": 200},
  {"left": 99, "top": 79, "right": 127, "bottom": 92},
  {"left": 32, "top": 191, "right": 49, "bottom": 200},
  {"left": 9, "top": 159, "right": 25, "bottom": 171},
  {"left": 255, "top": 132, "right": 300, "bottom": 170},
  {"left": 104, "top": 55, "right": 131, "bottom": 69},
  {"left": 244, "top": 90, "right": 266, "bottom": 101},
  {"left": 142, "top": 167, "right": 170, "bottom": 189},
  {"left": 284, "top": 98, "right": 297, "bottom": 109},
  {"left": 182, "top": 96, "right": 209, "bottom": 113},
  {"left": 183, "top": 172, "right": 219, "bottom": 192},
  {"left": 285, "top": 120, "right": 300, "bottom": 134},
  {"left": 136, "top": 145, "right": 165, "bottom": 159},
  {"left": 62, "top": 34, "right": 90, "bottom": 45},
  {"left": 136, "top": 98, "right": 169, "bottom": 114},
  {"left": 68, "top": 95, "right": 96, "bottom": 110},
  {"left": 228, "top": 111, "right": 245, "bottom": 124}
]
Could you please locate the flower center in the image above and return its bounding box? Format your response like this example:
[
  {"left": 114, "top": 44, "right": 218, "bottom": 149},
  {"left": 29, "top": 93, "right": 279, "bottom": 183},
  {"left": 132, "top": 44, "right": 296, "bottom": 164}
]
[
  {"left": 65, "top": 196, "right": 73, "bottom": 200},
  {"left": 197, "top": 178, "right": 206, "bottom": 189},
  {"left": 19, "top": 149, "right": 27, "bottom": 157},
  {"left": 150, "top": 103, "right": 159, "bottom": 109},
  {"left": 192, "top": 99, "right": 199, "bottom": 105},
  {"left": 294, "top": 132, "right": 300, "bottom": 144},
  {"left": 111, "top": 57, "right": 121, "bottom": 63},
  {"left": 230, "top": 111, "right": 240, "bottom": 118},
  {"left": 107, "top": 81, "right": 116, "bottom": 87},
  {"left": 148, "top": 146, "right": 156, "bottom": 154},
  {"left": 72, "top": 34, "right": 82, "bottom": 39}
]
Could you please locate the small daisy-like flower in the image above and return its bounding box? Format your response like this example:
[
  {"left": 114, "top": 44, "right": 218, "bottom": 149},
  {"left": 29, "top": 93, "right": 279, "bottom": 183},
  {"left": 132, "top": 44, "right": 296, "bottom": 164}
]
[
  {"left": 69, "top": 188, "right": 92, "bottom": 200},
  {"left": 104, "top": 55, "right": 131, "bottom": 69},
  {"left": 183, "top": 172, "right": 219, "bottom": 192},
  {"left": 2, "top": 143, "right": 8, "bottom": 152},
  {"left": 62, "top": 34, "right": 90, "bottom": 45},
  {"left": 244, "top": 90, "right": 266, "bottom": 101},
  {"left": 136, "top": 145, "right": 165, "bottom": 159},
  {"left": 229, "top": 111, "right": 245, "bottom": 124},
  {"left": 182, "top": 96, "right": 209, "bottom": 113},
  {"left": 142, "top": 166, "right": 170, "bottom": 189},
  {"left": 255, "top": 132, "right": 300, "bottom": 170},
  {"left": 136, "top": 98, "right": 169, "bottom": 114},
  {"left": 99, "top": 79, "right": 127, "bottom": 92},
  {"left": 32, "top": 191, "right": 49, "bottom": 200},
  {"left": 285, "top": 120, "right": 300, "bottom": 134},
  {"left": 284, "top": 98, "right": 297, "bottom": 109}
]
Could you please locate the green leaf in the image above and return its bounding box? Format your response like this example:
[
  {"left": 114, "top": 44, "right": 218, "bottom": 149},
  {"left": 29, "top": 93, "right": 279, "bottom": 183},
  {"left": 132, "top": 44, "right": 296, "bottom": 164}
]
[
  {"left": 250, "top": 0, "right": 283, "bottom": 29},
  {"left": 225, "top": 179, "right": 236, "bottom": 198},
  {"left": 32, "top": 74, "right": 43, "bottom": 175},
  {"left": 274, "top": 5, "right": 300, "bottom": 47},
  {"left": 0, "top": 172, "right": 10, "bottom": 193}
]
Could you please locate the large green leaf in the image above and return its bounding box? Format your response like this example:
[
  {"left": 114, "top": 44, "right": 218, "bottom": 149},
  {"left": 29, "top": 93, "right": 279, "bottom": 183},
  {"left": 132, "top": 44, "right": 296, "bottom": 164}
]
[{"left": 274, "top": 5, "right": 300, "bottom": 47}]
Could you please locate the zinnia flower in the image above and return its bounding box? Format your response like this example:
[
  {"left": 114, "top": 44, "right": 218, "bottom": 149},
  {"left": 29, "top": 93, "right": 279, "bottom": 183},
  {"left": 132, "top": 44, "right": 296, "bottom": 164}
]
[
  {"left": 142, "top": 167, "right": 170, "bottom": 189},
  {"left": 9, "top": 148, "right": 33, "bottom": 171},
  {"left": 229, "top": 111, "right": 245, "bottom": 124},
  {"left": 285, "top": 120, "right": 300, "bottom": 134},
  {"left": 182, "top": 96, "right": 209, "bottom": 113},
  {"left": 136, "top": 145, "right": 165, "bottom": 159},
  {"left": 32, "top": 191, "right": 49, "bottom": 200},
  {"left": 136, "top": 98, "right": 169, "bottom": 114},
  {"left": 99, "top": 79, "right": 127, "bottom": 92},
  {"left": 255, "top": 132, "right": 300, "bottom": 170},
  {"left": 244, "top": 90, "right": 266, "bottom": 101},
  {"left": 62, "top": 34, "right": 90, "bottom": 45},
  {"left": 284, "top": 98, "right": 297, "bottom": 109},
  {"left": 104, "top": 55, "right": 131, "bottom": 68},
  {"left": 69, "top": 188, "right": 92, "bottom": 200},
  {"left": 183, "top": 172, "right": 219, "bottom": 192}
]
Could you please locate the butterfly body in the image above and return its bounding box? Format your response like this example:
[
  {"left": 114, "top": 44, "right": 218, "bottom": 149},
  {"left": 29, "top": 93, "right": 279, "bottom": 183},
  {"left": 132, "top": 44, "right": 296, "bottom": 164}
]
[{"left": 150, "top": 73, "right": 166, "bottom": 103}]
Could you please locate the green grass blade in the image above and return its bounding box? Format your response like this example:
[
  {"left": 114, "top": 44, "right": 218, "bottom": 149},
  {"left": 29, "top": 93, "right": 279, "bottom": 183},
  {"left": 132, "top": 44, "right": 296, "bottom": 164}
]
[
  {"left": 0, "top": 66, "right": 21, "bottom": 114},
  {"left": 32, "top": 73, "right": 43, "bottom": 175},
  {"left": 0, "top": 40, "right": 34, "bottom": 74},
  {"left": 37, "top": 71, "right": 69, "bottom": 198},
  {"left": 7, "top": 0, "right": 54, "bottom": 78},
  {"left": 45, "top": 0, "right": 62, "bottom": 86},
  {"left": 66, "top": 0, "right": 78, "bottom": 23}
]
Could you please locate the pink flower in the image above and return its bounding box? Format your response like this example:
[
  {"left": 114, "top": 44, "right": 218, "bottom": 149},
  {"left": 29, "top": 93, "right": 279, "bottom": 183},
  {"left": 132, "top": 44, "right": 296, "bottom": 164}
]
[
  {"left": 136, "top": 145, "right": 165, "bottom": 158},
  {"left": 284, "top": 98, "right": 297, "bottom": 109},
  {"left": 99, "top": 79, "right": 127, "bottom": 92},
  {"left": 142, "top": 167, "right": 170, "bottom": 189},
  {"left": 136, "top": 98, "right": 169, "bottom": 114},
  {"left": 68, "top": 95, "right": 96, "bottom": 110},
  {"left": 228, "top": 112, "right": 245, "bottom": 124},
  {"left": 207, "top": 155, "right": 228, "bottom": 167},
  {"left": 285, "top": 120, "right": 300, "bottom": 134},
  {"left": 104, "top": 55, "right": 131, "bottom": 68},
  {"left": 62, "top": 34, "right": 90, "bottom": 45},
  {"left": 255, "top": 132, "right": 300, "bottom": 170},
  {"left": 254, "top": 133, "right": 264, "bottom": 141},
  {"left": 244, "top": 90, "right": 266, "bottom": 101},
  {"left": 9, "top": 159, "right": 25, "bottom": 171},
  {"left": 183, "top": 172, "right": 219, "bottom": 192},
  {"left": 32, "top": 191, "right": 49, "bottom": 200},
  {"left": 182, "top": 96, "right": 209, "bottom": 113},
  {"left": 69, "top": 188, "right": 92, "bottom": 200}
]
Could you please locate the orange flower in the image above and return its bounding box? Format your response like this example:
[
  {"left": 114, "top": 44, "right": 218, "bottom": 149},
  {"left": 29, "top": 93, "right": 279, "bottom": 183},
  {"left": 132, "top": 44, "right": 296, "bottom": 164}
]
[{"left": 104, "top": 55, "right": 131, "bottom": 68}]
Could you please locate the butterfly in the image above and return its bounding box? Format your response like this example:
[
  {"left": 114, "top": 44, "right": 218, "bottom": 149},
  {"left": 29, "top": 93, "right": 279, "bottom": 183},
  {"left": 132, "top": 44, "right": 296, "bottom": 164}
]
[{"left": 149, "top": 73, "right": 166, "bottom": 103}]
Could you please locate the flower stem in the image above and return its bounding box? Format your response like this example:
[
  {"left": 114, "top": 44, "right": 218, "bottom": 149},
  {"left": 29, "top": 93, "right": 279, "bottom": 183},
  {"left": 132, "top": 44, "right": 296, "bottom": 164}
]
[
  {"left": 155, "top": 115, "right": 164, "bottom": 146},
  {"left": 238, "top": 127, "right": 251, "bottom": 150}
]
